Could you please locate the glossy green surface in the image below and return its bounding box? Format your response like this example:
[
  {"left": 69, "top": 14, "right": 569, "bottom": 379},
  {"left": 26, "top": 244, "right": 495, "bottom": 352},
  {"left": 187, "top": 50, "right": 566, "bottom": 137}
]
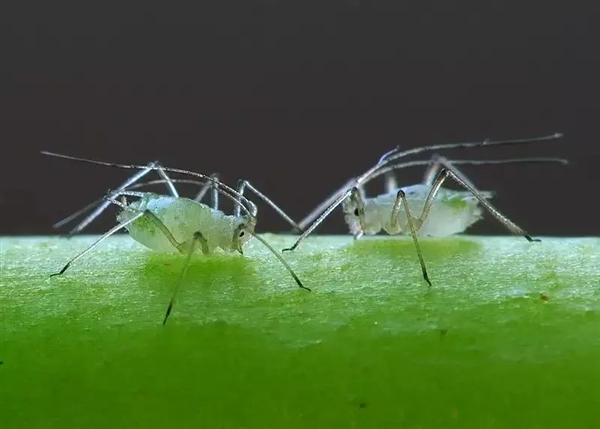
[{"left": 1, "top": 235, "right": 599, "bottom": 428}]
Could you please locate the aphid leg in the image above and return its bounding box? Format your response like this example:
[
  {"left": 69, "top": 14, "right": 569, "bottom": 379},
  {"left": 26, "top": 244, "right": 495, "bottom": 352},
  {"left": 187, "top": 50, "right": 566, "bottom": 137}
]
[
  {"left": 153, "top": 162, "right": 179, "bottom": 198},
  {"left": 210, "top": 175, "right": 219, "bottom": 210},
  {"left": 55, "top": 164, "right": 157, "bottom": 234},
  {"left": 284, "top": 147, "right": 403, "bottom": 252},
  {"left": 419, "top": 167, "right": 540, "bottom": 242},
  {"left": 50, "top": 211, "right": 147, "bottom": 277},
  {"left": 283, "top": 187, "right": 355, "bottom": 252},
  {"left": 105, "top": 191, "right": 187, "bottom": 252},
  {"left": 60, "top": 161, "right": 179, "bottom": 236},
  {"left": 234, "top": 179, "right": 256, "bottom": 217},
  {"left": 234, "top": 179, "right": 302, "bottom": 232},
  {"left": 286, "top": 137, "right": 566, "bottom": 253},
  {"left": 390, "top": 190, "right": 432, "bottom": 286},
  {"left": 107, "top": 190, "right": 211, "bottom": 324},
  {"left": 193, "top": 173, "right": 220, "bottom": 205},
  {"left": 248, "top": 231, "right": 311, "bottom": 292},
  {"left": 41, "top": 151, "right": 265, "bottom": 223},
  {"left": 162, "top": 231, "right": 208, "bottom": 325},
  {"left": 423, "top": 154, "right": 478, "bottom": 190},
  {"left": 298, "top": 178, "right": 356, "bottom": 231}
]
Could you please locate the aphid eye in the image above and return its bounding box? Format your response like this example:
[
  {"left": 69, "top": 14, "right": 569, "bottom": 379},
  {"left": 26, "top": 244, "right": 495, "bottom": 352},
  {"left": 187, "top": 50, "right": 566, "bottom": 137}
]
[
  {"left": 239, "top": 231, "right": 245, "bottom": 237},
  {"left": 353, "top": 208, "right": 359, "bottom": 216}
]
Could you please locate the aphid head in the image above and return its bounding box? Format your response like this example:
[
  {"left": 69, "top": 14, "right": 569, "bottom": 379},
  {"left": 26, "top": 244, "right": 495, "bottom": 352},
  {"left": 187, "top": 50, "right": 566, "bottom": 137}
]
[
  {"left": 232, "top": 216, "right": 257, "bottom": 254},
  {"left": 341, "top": 197, "right": 364, "bottom": 237}
]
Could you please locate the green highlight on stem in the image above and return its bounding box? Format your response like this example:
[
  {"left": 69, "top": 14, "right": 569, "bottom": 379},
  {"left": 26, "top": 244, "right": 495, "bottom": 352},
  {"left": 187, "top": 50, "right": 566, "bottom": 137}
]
[{"left": 1, "top": 235, "right": 599, "bottom": 429}]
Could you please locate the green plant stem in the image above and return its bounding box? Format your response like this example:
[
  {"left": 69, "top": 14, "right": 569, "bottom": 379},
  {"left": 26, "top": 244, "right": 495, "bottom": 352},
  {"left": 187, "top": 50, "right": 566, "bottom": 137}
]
[{"left": 1, "top": 235, "right": 599, "bottom": 428}]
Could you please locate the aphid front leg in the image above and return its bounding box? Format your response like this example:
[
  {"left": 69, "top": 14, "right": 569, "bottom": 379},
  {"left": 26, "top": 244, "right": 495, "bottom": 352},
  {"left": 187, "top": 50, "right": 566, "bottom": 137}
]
[
  {"left": 390, "top": 190, "right": 432, "bottom": 286},
  {"left": 178, "top": 231, "right": 209, "bottom": 256},
  {"left": 162, "top": 231, "right": 206, "bottom": 325},
  {"left": 420, "top": 167, "right": 540, "bottom": 242}
]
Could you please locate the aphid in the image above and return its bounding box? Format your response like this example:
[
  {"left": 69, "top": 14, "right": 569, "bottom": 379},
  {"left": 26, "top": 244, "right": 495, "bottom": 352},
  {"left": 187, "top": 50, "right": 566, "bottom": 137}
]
[
  {"left": 283, "top": 133, "right": 566, "bottom": 285},
  {"left": 41, "top": 151, "right": 310, "bottom": 324}
]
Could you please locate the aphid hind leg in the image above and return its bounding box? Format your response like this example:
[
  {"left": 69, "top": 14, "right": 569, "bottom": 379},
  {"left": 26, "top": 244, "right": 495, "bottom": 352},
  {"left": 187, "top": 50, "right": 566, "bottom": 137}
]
[
  {"left": 390, "top": 190, "right": 431, "bottom": 286},
  {"left": 50, "top": 211, "right": 147, "bottom": 277},
  {"left": 59, "top": 163, "right": 157, "bottom": 236},
  {"left": 105, "top": 191, "right": 209, "bottom": 254},
  {"left": 419, "top": 168, "right": 540, "bottom": 242},
  {"left": 107, "top": 192, "right": 211, "bottom": 324},
  {"left": 423, "top": 154, "right": 478, "bottom": 190},
  {"left": 61, "top": 161, "right": 179, "bottom": 237}
]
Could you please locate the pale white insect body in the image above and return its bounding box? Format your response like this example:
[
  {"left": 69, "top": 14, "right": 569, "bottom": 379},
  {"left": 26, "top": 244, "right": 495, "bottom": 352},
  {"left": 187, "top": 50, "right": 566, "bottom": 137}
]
[
  {"left": 118, "top": 194, "right": 253, "bottom": 255},
  {"left": 285, "top": 133, "right": 567, "bottom": 286},
  {"left": 343, "top": 184, "right": 494, "bottom": 238},
  {"left": 41, "top": 151, "right": 310, "bottom": 324}
]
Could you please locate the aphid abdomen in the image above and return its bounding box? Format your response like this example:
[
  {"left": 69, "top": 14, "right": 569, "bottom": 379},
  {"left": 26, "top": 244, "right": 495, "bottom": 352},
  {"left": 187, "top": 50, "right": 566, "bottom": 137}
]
[
  {"left": 416, "top": 198, "right": 483, "bottom": 237},
  {"left": 118, "top": 195, "right": 228, "bottom": 253},
  {"left": 377, "top": 185, "right": 493, "bottom": 237}
]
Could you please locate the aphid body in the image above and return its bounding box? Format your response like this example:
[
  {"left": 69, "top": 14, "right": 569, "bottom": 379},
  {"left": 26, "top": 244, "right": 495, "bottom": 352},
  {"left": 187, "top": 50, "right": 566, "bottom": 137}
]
[
  {"left": 40, "top": 151, "right": 310, "bottom": 324},
  {"left": 118, "top": 194, "right": 254, "bottom": 255},
  {"left": 285, "top": 133, "right": 567, "bottom": 286},
  {"left": 342, "top": 184, "right": 493, "bottom": 239}
]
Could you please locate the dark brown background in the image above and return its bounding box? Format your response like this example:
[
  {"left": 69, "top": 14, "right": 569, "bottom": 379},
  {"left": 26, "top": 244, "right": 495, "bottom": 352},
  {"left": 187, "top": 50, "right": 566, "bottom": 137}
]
[{"left": 1, "top": 2, "right": 598, "bottom": 236}]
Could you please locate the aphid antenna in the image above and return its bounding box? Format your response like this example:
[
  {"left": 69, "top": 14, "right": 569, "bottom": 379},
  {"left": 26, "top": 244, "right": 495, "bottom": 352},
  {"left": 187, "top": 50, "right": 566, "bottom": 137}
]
[
  {"left": 297, "top": 156, "right": 569, "bottom": 230},
  {"left": 380, "top": 132, "right": 563, "bottom": 167},
  {"left": 41, "top": 151, "right": 303, "bottom": 234},
  {"left": 57, "top": 160, "right": 181, "bottom": 236},
  {"left": 48, "top": 176, "right": 311, "bottom": 314},
  {"left": 364, "top": 156, "right": 569, "bottom": 188},
  {"left": 52, "top": 198, "right": 107, "bottom": 230},
  {"left": 284, "top": 133, "right": 564, "bottom": 251},
  {"left": 52, "top": 178, "right": 247, "bottom": 231},
  {"left": 51, "top": 179, "right": 254, "bottom": 235},
  {"left": 41, "top": 151, "right": 256, "bottom": 212}
]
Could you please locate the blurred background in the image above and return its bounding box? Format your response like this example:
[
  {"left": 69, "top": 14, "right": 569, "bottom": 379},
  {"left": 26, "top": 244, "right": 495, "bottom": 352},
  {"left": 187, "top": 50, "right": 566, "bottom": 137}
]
[{"left": 1, "top": 2, "right": 598, "bottom": 237}]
